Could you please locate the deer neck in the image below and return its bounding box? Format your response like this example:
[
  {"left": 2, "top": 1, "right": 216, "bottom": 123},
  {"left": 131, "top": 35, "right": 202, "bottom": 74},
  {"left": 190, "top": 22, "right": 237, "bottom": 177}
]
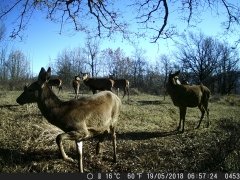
[
  {"left": 37, "top": 84, "right": 62, "bottom": 122},
  {"left": 167, "top": 81, "right": 182, "bottom": 98}
]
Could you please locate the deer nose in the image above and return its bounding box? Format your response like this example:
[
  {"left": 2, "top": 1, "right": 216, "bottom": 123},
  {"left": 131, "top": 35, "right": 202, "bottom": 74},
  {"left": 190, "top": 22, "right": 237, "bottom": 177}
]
[{"left": 16, "top": 97, "right": 23, "bottom": 105}]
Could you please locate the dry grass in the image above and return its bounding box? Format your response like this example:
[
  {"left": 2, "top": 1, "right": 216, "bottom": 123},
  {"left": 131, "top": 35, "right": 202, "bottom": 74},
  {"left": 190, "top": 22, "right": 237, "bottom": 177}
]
[{"left": 0, "top": 90, "right": 240, "bottom": 173}]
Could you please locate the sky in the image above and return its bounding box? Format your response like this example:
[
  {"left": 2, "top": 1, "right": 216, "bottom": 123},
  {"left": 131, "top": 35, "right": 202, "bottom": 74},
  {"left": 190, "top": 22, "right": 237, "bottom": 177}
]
[{"left": 1, "top": 0, "right": 239, "bottom": 76}]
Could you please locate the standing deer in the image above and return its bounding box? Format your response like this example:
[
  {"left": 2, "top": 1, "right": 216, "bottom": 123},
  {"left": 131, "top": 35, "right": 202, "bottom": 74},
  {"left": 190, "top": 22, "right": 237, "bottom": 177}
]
[
  {"left": 109, "top": 74, "right": 130, "bottom": 101},
  {"left": 48, "top": 78, "right": 63, "bottom": 93},
  {"left": 82, "top": 73, "right": 114, "bottom": 94},
  {"left": 16, "top": 67, "right": 122, "bottom": 172},
  {"left": 72, "top": 75, "right": 81, "bottom": 99},
  {"left": 166, "top": 70, "right": 211, "bottom": 132}
]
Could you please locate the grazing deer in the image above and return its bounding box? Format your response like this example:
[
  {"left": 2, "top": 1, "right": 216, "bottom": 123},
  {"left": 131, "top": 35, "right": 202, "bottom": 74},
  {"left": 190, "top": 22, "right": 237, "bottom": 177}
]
[
  {"left": 48, "top": 78, "right": 63, "bottom": 93},
  {"left": 166, "top": 70, "right": 211, "bottom": 132},
  {"left": 16, "top": 67, "right": 122, "bottom": 172},
  {"left": 109, "top": 74, "right": 130, "bottom": 101},
  {"left": 82, "top": 73, "right": 114, "bottom": 94},
  {"left": 72, "top": 75, "right": 81, "bottom": 99}
]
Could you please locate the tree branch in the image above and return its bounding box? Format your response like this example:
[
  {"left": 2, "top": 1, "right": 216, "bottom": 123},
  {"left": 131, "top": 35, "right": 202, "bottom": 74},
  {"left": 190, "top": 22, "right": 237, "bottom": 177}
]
[
  {"left": 151, "top": 0, "right": 168, "bottom": 43},
  {"left": 221, "top": 0, "right": 239, "bottom": 30}
]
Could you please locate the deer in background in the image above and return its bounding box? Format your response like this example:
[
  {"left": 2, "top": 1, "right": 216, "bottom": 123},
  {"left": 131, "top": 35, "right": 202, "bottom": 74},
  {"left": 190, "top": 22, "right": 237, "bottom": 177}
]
[
  {"left": 166, "top": 70, "right": 211, "bottom": 133},
  {"left": 109, "top": 74, "right": 130, "bottom": 101},
  {"left": 16, "top": 67, "right": 122, "bottom": 172},
  {"left": 72, "top": 75, "right": 81, "bottom": 99},
  {"left": 81, "top": 72, "right": 114, "bottom": 94},
  {"left": 48, "top": 78, "right": 63, "bottom": 93}
]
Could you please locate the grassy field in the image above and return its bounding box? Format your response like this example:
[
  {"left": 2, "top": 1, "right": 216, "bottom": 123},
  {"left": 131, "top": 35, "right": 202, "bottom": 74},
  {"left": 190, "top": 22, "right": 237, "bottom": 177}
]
[{"left": 0, "top": 89, "right": 240, "bottom": 173}]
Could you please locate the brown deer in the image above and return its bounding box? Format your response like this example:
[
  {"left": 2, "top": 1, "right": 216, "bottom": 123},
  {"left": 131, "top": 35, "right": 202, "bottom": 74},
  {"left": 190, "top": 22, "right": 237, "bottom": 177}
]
[
  {"left": 166, "top": 70, "right": 211, "bottom": 132},
  {"left": 109, "top": 74, "right": 130, "bottom": 101},
  {"left": 82, "top": 73, "right": 114, "bottom": 94},
  {"left": 16, "top": 67, "right": 122, "bottom": 172},
  {"left": 72, "top": 75, "right": 81, "bottom": 99},
  {"left": 48, "top": 78, "right": 63, "bottom": 93}
]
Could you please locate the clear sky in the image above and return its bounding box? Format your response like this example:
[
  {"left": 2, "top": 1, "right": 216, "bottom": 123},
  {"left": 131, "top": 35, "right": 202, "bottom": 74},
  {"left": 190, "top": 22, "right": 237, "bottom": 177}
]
[{"left": 1, "top": 1, "right": 239, "bottom": 76}]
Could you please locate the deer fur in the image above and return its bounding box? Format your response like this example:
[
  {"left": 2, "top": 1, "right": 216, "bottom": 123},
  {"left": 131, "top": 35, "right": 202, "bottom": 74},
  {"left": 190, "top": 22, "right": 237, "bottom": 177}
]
[
  {"left": 109, "top": 74, "right": 130, "bottom": 101},
  {"left": 166, "top": 70, "right": 211, "bottom": 132},
  {"left": 72, "top": 75, "right": 81, "bottom": 99},
  {"left": 16, "top": 67, "right": 122, "bottom": 172},
  {"left": 82, "top": 73, "right": 114, "bottom": 94},
  {"left": 48, "top": 78, "right": 63, "bottom": 93}
]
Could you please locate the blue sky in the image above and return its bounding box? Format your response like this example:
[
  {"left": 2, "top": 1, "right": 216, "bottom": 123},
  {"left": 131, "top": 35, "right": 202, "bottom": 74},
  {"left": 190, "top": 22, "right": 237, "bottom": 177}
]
[{"left": 2, "top": 1, "right": 239, "bottom": 76}]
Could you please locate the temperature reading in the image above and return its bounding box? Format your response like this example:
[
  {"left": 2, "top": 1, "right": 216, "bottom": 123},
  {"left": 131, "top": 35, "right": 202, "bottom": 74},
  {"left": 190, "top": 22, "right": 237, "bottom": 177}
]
[
  {"left": 106, "top": 173, "right": 121, "bottom": 179},
  {"left": 127, "top": 173, "right": 143, "bottom": 179}
]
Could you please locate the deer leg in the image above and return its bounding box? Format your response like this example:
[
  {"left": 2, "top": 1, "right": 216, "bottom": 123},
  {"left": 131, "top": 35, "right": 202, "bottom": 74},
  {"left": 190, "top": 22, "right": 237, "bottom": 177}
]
[
  {"left": 176, "top": 107, "right": 182, "bottom": 131},
  {"left": 76, "top": 91, "right": 78, "bottom": 99},
  {"left": 96, "top": 132, "right": 108, "bottom": 156},
  {"left": 76, "top": 141, "right": 83, "bottom": 173},
  {"left": 206, "top": 108, "right": 210, "bottom": 127},
  {"left": 117, "top": 88, "right": 120, "bottom": 96},
  {"left": 196, "top": 105, "right": 205, "bottom": 129},
  {"left": 179, "top": 107, "right": 186, "bottom": 132},
  {"left": 58, "top": 86, "right": 62, "bottom": 94},
  {"left": 204, "top": 102, "right": 210, "bottom": 127},
  {"left": 56, "top": 131, "right": 89, "bottom": 163},
  {"left": 56, "top": 134, "right": 74, "bottom": 162},
  {"left": 110, "top": 126, "right": 117, "bottom": 163}
]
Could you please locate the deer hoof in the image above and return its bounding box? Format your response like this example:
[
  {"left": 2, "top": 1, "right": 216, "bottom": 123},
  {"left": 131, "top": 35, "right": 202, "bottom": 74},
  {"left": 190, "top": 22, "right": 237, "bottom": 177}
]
[{"left": 63, "top": 157, "right": 75, "bottom": 163}]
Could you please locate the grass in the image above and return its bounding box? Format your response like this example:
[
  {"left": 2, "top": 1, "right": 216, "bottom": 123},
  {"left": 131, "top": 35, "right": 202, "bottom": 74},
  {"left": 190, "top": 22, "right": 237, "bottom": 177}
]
[{"left": 0, "top": 89, "right": 240, "bottom": 173}]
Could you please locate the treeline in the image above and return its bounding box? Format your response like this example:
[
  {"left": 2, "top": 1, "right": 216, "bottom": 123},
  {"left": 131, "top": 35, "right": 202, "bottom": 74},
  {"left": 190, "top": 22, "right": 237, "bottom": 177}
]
[{"left": 0, "top": 33, "right": 239, "bottom": 94}]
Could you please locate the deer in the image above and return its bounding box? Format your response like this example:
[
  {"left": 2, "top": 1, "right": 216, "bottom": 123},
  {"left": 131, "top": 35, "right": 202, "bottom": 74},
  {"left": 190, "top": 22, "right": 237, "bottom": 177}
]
[
  {"left": 166, "top": 70, "right": 211, "bottom": 133},
  {"left": 72, "top": 75, "right": 81, "bottom": 99},
  {"left": 109, "top": 74, "right": 130, "bottom": 101},
  {"left": 81, "top": 73, "right": 114, "bottom": 94},
  {"left": 16, "top": 67, "right": 122, "bottom": 172},
  {"left": 48, "top": 78, "right": 63, "bottom": 93}
]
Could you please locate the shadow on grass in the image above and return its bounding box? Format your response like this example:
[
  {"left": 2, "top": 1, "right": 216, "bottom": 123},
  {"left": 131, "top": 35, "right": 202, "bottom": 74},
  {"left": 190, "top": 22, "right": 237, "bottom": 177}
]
[
  {"left": 117, "top": 130, "right": 179, "bottom": 140},
  {"left": 0, "top": 104, "right": 19, "bottom": 110},
  {"left": 0, "top": 148, "right": 59, "bottom": 166},
  {"left": 137, "top": 100, "right": 168, "bottom": 105}
]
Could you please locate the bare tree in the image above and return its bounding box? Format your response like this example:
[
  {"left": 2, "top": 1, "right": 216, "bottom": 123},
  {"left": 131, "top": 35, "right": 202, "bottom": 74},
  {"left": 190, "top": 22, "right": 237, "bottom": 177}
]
[
  {"left": 54, "top": 47, "right": 86, "bottom": 88},
  {"left": 83, "top": 36, "right": 100, "bottom": 77},
  {"left": 6, "top": 50, "right": 30, "bottom": 80},
  {"left": 102, "top": 48, "right": 132, "bottom": 78},
  {"left": 0, "top": 0, "right": 239, "bottom": 43},
  {"left": 0, "top": 47, "right": 8, "bottom": 81},
  {"left": 131, "top": 47, "right": 147, "bottom": 88},
  {"left": 0, "top": 23, "right": 7, "bottom": 81},
  {"left": 0, "top": 23, "right": 6, "bottom": 42},
  {"left": 216, "top": 42, "right": 239, "bottom": 94},
  {"left": 176, "top": 32, "right": 220, "bottom": 86},
  {"left": 158, "top": 54, "right": 172, "bottom": 99}
]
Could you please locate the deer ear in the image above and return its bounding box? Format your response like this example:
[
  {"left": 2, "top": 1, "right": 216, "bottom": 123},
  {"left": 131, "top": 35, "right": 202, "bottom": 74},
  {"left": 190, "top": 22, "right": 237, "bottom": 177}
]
[
  {"left": 38, "top": 67, "right": 46, "bottom": 81},
  {"left": 38, "top": 67, "right": 51, "bottom": 83},
  {"left": 46, "top": 67, "right": 51, "bottom": 80}
]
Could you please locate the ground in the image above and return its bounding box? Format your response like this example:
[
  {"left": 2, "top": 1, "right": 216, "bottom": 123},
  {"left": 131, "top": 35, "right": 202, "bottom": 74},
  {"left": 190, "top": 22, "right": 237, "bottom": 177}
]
[{"left": 0, "top": 90, "right": 240, "bottom": 173}]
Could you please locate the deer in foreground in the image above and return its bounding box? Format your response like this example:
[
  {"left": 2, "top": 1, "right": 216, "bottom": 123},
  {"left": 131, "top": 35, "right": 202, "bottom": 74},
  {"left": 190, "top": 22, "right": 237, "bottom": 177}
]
[
  {"left": 82, "top": 73, "right": 114, "bottom": 94},
  {"left": 109, "top": 74, "right": 130, "bottom": 101},
  {"left": 72, "top": 75, "right": 81, "bottom": 99},
  {"left": 16, "top": 67, "right": 122, "bottom": 172},
  {"left": 166, "top": 70, "right": 211, "bottom": 133},
  {"left": 48, "top": 78, "right": 63, "bottom": 93}
]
